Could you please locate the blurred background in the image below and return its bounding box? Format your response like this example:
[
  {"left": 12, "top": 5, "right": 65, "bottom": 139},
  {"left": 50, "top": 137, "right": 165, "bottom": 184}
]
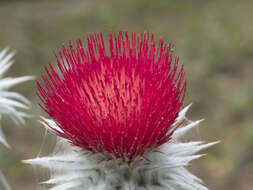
[{"left": 0, "top": 0, "right": 252, "bottom": 189}]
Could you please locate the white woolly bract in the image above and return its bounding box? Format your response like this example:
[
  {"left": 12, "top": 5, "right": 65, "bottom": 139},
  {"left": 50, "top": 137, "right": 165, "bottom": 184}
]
[
  {"left": 26, "top": 105, "right": 218, "bottom": 190},
  {"left": 0, "top": 172, "right": 11, "bottom": 190},
  {"left": 0, "top": 48, "right": 33, "bottom": 147}
]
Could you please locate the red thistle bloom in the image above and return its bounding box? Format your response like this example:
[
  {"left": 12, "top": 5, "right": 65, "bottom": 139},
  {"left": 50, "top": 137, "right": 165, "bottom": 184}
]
[{"left": 36, "top": 31, "right": 186, "bottom": 162}]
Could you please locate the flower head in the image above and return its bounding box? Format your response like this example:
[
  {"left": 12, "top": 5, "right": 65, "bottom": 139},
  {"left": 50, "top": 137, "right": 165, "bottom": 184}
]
[
  {"left": 28, "top": 31, "right": 217, "bottom": 190},
  {"left": 37, "top": 31, "right": 186, "bottom": 162}
]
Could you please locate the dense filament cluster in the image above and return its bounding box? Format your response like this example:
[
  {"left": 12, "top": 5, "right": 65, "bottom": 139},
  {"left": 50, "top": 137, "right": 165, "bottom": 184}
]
[{"left": 36, "top": 31, "right": 186, "bottom": 162}]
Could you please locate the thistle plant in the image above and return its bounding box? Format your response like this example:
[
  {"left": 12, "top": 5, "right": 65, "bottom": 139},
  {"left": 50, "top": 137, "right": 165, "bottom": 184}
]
[
  {"left": 0, "top": 48, "right": 32, "bottom": 189},
  {"left": 27, "top": 31, "right": 216, "bottom": 190}
]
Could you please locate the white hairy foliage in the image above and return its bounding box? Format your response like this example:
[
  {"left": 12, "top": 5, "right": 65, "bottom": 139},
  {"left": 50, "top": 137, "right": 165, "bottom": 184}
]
[
  {"left": 0, "top": 172, "right": 11, "bottom": 190},
  {"left": 0, "top": 48, "right": 33, "bottom": 147},
  {"left": 0, "top": 48, "right": 32, "bottom": 190},
  {"left": 26, "top": 105, "right": 218, "bottom": 190}
]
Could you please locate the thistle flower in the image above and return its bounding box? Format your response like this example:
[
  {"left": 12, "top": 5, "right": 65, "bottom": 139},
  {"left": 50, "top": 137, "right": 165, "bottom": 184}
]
[
  {"left": 0, "top": 48, "right": 32, "bottom": 147},
  {"left": 27, "top": 31, "right": 216, "bottom": 190}
]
